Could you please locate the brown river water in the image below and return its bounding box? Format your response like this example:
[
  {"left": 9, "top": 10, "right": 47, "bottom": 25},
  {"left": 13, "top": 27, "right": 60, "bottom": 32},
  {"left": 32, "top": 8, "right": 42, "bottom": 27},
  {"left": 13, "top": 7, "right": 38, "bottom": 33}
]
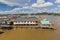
[{"left": 0, "top": 15, "right": 60, "bottom": 40}]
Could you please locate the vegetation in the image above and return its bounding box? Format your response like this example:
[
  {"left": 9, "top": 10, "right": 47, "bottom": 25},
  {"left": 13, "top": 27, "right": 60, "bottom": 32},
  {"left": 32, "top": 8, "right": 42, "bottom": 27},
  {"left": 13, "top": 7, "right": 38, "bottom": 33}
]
[
  {"left": 6, "top": 12, "right": 60, "bottom": 16},
  {"left": 30, "top": 12, "right": 60, "bottom": 16}
]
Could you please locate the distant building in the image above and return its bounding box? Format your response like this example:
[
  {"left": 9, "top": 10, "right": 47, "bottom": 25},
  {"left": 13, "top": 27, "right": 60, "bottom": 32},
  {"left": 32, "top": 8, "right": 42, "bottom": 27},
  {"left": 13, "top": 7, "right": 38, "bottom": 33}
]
[
  {"left": 8, "top": 16, "right": 39, "bottom": 26},
  {"left": 0, "top": 15, "right": 8, "bottom": 19},
  {"left": 0, "top": 15, "right": 9, "bottom": 24}
]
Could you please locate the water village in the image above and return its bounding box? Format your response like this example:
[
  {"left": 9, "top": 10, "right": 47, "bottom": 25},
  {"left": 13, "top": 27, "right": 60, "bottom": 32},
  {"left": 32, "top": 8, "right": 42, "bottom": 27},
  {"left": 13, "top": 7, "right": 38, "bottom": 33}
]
[{"left": 0, "top": 14, "right": 56, "bottom": 34}]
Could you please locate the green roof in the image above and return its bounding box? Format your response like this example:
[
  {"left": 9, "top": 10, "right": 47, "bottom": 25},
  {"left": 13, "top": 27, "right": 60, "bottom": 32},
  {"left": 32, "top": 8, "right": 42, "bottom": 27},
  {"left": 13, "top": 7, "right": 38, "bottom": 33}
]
[{"left": 41, "top": 19, "right": 50, "bottom": 24}]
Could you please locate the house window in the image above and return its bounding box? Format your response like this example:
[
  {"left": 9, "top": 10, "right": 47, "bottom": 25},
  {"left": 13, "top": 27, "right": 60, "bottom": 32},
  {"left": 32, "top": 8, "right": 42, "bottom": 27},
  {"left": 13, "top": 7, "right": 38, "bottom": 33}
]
[
  {"left": 32, "top": 21, "right": 34, "bottom": 23},
  {"left": 36, "top": 21, "right": 38, "bottom": 23},
  {"left": 21, "top": 21, "right": 23, "bottom": 23},
  {"left": 30, "top": 21, "right": 32, "bottom": 23},
  {"left": 19, "top": 21, "right": 21, "bottom": 23},
  {"left": 27, "top": 21, "right": 29, "bottom": 23},
  {"left": 19, "top": 21, "right": 20, "bottom": 23},
  {"left": 24, "top": 21, "right": 26, "bottom": 23}
]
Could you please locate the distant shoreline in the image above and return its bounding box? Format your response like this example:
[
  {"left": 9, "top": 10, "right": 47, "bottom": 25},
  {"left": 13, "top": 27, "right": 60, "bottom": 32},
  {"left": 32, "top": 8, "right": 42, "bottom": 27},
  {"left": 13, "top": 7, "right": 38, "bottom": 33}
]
[{"left": 0, "top": 13, "right": 59, "bottom": 16}]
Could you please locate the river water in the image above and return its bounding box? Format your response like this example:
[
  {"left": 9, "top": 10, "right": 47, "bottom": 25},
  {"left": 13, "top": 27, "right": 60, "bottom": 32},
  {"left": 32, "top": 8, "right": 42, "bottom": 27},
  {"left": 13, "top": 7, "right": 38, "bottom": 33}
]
[{"left": 0, "top": 15, "right": 60, "bottom": 40}]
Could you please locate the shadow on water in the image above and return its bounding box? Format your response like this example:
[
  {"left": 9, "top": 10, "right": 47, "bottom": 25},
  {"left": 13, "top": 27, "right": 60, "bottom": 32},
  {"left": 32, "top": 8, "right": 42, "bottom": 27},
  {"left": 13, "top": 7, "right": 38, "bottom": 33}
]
[{"left": 0, "top": 32, "right": 4, "bottom": 34}]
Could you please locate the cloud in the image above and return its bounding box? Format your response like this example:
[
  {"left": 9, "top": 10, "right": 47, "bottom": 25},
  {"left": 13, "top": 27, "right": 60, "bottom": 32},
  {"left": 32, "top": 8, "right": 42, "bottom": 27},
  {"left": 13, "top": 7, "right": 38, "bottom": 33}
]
[
  {"left": 32, "top": 2, "right": 53, "bottom": 7},
  {"left": 32, "top": 0, "right": 53, "bottom": 7},
  {"left": 0, "top": 0, "right": 31, "bottom": 6},
  {"left": 0, "top": 7, "right": 39, "bottom": 14},
  {"left": 0, "top": 0, "right": 60, "bottom": 13},
  {"left": 0, "top": 7, "right": 60, "bottom": 14},
  {"left": 22, "top": 6, "right": 33, "bottom": 9},
  {"left": 0, "top": 7, "right": 55, "bottom": 14},
  {"left": 55, "top": 0, "right": 60, "bottom": 3},
  {"left": 0, "top": 0, "right": 19, "bottom": 6},
  {"left": 37, "top": 0, "right": 45, "bottom": 4},
  {"left": 0, "top": 0, "right": 53, "bottom": 7},
  {"left": 57, "top": 5, "right": 60, "bottom": 8},
  {"left": 0, "top": 8, "right": 21, "bottom": 14}
]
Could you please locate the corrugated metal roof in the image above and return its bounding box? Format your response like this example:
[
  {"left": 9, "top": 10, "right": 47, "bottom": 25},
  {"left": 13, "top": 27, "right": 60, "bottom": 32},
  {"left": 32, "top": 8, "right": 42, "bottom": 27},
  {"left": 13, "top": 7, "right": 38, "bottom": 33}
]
[{"left": 14, "top": 17, "right": 37, "bottom": 21}]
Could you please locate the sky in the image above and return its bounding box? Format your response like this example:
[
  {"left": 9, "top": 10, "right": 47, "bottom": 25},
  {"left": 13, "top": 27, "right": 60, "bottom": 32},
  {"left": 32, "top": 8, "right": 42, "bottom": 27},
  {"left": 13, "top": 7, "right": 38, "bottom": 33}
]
[{"left": 0, "top": 0, "right": 60, "bottom": 14}]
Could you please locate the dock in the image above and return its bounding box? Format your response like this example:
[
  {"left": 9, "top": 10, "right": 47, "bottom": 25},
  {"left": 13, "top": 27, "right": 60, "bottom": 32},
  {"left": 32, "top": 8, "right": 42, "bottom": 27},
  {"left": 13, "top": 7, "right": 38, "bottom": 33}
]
[{"left": 40, "top": 23, "right": 56, "bottom": 30}]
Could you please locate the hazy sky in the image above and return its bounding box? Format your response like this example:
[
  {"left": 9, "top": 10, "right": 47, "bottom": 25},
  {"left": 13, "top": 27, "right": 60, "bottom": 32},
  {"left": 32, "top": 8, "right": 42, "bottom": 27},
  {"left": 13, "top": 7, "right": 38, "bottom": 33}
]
[{"left": 0, "top": 0, "right": 60, "bottom": 14}]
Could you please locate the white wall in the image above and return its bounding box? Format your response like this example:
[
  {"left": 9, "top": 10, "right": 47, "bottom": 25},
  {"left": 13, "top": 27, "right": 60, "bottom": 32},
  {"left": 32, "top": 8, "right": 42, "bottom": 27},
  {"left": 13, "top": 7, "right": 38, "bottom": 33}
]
[{"left": 13, "top": 21, "right": 37, "bottom": 24}]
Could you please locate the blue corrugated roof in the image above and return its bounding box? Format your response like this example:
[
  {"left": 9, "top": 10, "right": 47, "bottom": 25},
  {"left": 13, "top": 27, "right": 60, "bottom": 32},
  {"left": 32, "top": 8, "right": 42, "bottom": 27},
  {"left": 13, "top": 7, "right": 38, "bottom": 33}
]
[
  {"left": 41, "top": 19, "right": 50, "bottom": 24},
  {"left": 15, "top": 17, "right": 37, "bottom": 21}
]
